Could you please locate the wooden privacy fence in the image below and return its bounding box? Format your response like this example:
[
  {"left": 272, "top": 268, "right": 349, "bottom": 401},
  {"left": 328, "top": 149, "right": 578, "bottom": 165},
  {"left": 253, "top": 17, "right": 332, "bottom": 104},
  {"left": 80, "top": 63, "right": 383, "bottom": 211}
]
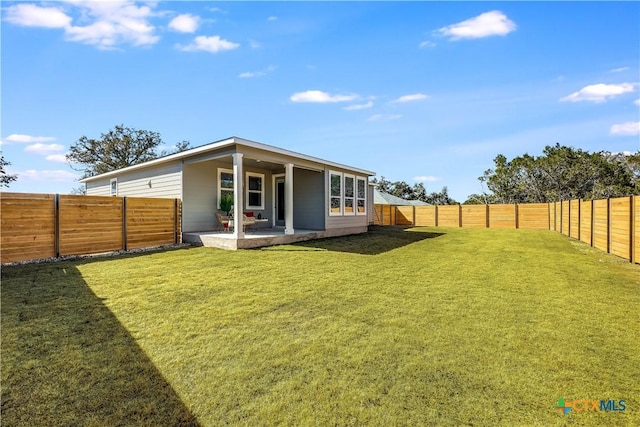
[
  {"left": 374, "top": 196, "right": 639, "bottom": 263},
  {"left": 1, "top": 193, "right": 181, "bottom": 264}
]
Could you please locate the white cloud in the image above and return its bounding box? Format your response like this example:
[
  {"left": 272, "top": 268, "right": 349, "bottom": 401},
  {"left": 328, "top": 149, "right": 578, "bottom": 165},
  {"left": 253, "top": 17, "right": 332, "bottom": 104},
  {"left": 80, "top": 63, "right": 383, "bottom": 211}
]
[
  {"left": 392, "top": 93, "right": 429, "bottom": 103},
  {"left": 419, "top": 40, "right": 436, "bottom": 48},
  {"left": 267, "top": 16, "right": 278, "bottom": 21},
  {"left": 177, "top": 35, "right": 239, "bottom": 53},
  {"left": 610, "top": 67, "right": 629, "bottom": 73},
  {"left": 560, "top": 83, "right": 637, "bottom": 103},
  {"left": 610, "top": 121, "right": 640, "bottom": 136},
  {"left": 24, "top": 143, "right": 65, "bottom": 154},
  {"left": 290, "top": 90, "right": 358, "bottom": 103},
  {"left": 3, "top": 134, "right": 56, "bottom": 144},
  {"left": 238, "top": 65, "right": 276, "bottom": 78},
  {"left": 344, "top": 101, "right": 374, "bottom": 111},
  {"left": 367, "top": 114, "right": 402, "bottom": 122},
  {"left": 5, "top": 2, "right": 161, "bottom": 49},
  {"left": 18, "top": 169, "right": 79, "bottom": 182},
  {"left": 4, "top": 4, "right": 71, "bottom": 28},
  {"left": 249, "top": 39, "right": 262, "bottom": 49},
  {"left": 46, "top": 154, "right": 69, "bottom": 163},
  {"left": 168, "top": 14, "right": 200, "bottom": 33},
  {"left": 437, "top": 10, "right": 516, "bottom": 41},
  {"left": 634, "top": 99, "right": 640, "bottom": 106},
  {"left": 414, "top": 176, "right": 441, "bottom": 183}
]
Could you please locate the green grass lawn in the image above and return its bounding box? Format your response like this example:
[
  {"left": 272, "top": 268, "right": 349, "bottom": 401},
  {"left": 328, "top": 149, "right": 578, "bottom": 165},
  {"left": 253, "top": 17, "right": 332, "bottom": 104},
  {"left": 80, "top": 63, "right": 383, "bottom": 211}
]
[{"left": 2, "top": 226, "right": 639, "bottom": 426}]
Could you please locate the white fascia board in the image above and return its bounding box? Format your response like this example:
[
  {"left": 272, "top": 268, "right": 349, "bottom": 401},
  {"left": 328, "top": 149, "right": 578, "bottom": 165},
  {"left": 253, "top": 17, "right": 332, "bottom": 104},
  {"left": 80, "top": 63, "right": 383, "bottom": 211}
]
[
  {"left": 234, "top": 137, "right": 376, "bottom": 177},
  {"left": 81, "top": 136, "right": 376, "bottom": 183},
  {"left": 80, "top": 137, "right": 237, "bottom": 183}
]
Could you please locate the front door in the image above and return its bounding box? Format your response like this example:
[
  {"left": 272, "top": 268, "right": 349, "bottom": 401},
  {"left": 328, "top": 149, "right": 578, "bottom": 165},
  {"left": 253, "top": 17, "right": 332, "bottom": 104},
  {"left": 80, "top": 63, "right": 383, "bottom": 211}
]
[{"left": 275, "top": 177, "right": 285, "bottom": 227}]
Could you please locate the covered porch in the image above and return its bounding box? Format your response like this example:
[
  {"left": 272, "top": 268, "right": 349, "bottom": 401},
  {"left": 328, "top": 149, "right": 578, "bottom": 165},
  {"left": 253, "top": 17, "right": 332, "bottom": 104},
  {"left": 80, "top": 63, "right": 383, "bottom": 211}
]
[
  {"left": 181, "top": 147, "right": 327, "bottom": 240},
  {"left": 182, "top": 228, "right": 362, "bottom": 250}
]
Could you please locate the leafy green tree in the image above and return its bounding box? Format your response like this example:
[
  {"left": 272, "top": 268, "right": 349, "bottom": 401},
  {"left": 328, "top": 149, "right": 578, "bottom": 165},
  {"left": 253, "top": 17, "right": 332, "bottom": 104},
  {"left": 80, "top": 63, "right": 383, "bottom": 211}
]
[
  {"left": 67, "top": 124, "right": 164, "bottom": 178},
  {"left": 474, "top": 144, "right": 639, "bottom": 203},
  {"left": 371, "top": 177, "right": 458, "bottom": 205},
  {"left": 160, "top": 140, "right": 191, "bottom": 157},
  {"left": 1, "top": 154, "right": 18, "bottom": 188}
]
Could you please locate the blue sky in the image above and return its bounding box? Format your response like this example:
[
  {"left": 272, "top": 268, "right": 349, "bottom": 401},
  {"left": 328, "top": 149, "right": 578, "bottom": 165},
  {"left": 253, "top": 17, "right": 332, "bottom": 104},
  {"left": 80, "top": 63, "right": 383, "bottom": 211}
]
[{"left": 2, "top": 1, "right": 639, "bottom": 201}]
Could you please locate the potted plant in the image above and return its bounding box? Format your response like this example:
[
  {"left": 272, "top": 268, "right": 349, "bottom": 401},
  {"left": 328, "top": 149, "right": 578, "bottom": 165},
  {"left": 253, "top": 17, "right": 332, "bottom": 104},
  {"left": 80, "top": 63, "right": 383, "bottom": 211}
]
[{"left": 219, "top": 194, "right": 233, "bottom": 216}]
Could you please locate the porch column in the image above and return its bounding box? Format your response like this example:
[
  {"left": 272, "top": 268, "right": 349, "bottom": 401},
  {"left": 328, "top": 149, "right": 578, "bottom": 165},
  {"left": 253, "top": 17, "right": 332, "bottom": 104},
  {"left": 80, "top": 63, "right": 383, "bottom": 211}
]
[
  {"left": 285, "top": 162, "right": 294, "bottom": 235},
  {"left": 232, "top": 153, "right": 244, "bottom": 238}
]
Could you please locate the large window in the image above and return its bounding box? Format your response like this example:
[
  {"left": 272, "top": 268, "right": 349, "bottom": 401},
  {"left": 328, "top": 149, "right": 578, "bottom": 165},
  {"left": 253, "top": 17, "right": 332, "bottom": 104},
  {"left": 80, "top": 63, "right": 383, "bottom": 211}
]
[
  {"left": 329, "top": 171, "right": 367, "bottom": 216},
  {"left": 356, "top": 177, "right": 366, "bottom": 215},
  {"left": 246, "top": 172, "right": 264, "bottom": 210},
  {"left": 329, "top": 171, "right": 342, "bottom": 215},
  {"left": 343, "top": 174, "right": 355, "bottom": 215},
  {"left": 218, "top": 168, "right": 234, "bottom": 209}
]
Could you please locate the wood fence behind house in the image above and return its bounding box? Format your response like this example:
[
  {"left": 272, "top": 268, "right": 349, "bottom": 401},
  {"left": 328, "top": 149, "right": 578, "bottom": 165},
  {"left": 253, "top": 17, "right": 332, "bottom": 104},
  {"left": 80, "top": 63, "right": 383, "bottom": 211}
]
[
  {"left": 1, "top": 193, "right": 181, "bottom": 264},
  {"left": 373, "top": 196, "right": 638, "bottom": 263}
]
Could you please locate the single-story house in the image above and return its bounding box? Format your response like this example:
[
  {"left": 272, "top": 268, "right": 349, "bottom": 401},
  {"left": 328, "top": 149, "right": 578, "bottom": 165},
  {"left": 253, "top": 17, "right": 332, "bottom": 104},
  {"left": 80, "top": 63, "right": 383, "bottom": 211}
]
[
  {"left": 373, "top": 189, "right": 430, "bottom": 206},
  {"left": 81, "top": 137, "right": 376, "bottom": 249}
]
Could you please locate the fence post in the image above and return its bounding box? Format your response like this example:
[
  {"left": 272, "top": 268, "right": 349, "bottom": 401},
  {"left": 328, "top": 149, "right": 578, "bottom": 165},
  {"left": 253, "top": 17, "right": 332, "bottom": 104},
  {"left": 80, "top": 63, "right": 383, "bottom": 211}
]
[
  {"left": 578, "top": 199, "right": 581, "bottom": 241},
  {"left": 607, "top": 198, "right": 611, "bottom": 254},
  {"left": 568, "top": 199, "right": 571, "bottom": 237},
  {"left": 590, "top": 198, "right": 595, "bottom": 247},
  {"left": 515, "top": 203, "right": 519, "bottom": 229},
  {"left": 54, "top": 194, "right": 60, "bottom": 258},
  {"left": 548, "top": 202, "right": 551, "bottom": 230},
  {"left": 435, "top": 205, "right": 439, "bottom": 227},
  {"left": 459, "top": 204, "right": 462, "bottom": 228},
  {"left": 486, "top": 204, "right": 490, "bottom": 228},
  {"left": 630, "top": 195, "right": 635, "bottom": 263},
  {"left": 122, "top": 196, "right": 128, "bottom": 251},
  {"left": 413, "top": 205, "right": 416, "bottom": 227},
  {"left": 174, "top": 198, "right": 179, "bottom": 244},
  {"left": 560, "top": 200, "right": 563, "bottom": 234}
]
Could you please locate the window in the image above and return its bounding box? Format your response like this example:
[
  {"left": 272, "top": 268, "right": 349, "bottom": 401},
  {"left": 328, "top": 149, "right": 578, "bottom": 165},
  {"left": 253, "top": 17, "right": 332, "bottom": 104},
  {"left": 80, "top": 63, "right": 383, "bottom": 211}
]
[
  {"left": 356, "top": 177, "right": 366, "bottom": 215},
  {"left": 218, "top": 168, "right": 234, "bottom": 209},
  {"left": 246, "top": 172, "right": 264, "bottom": 210},
  {"left": 329, "top": 171, "right": 342, "bottom": 215},
  {"left": 110, "top": 178, "right": 117, "bottom": 196},
  {"left": 343, "top": 174, "right": 355, "bottom": 215}
]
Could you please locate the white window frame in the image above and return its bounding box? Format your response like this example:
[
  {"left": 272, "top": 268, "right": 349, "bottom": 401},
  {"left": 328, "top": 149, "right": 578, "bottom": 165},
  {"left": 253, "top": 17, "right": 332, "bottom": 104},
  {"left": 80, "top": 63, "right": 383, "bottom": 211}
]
[
  {"left": 329, "top": 170, "right": 343, "bottom": 216},
  {"left": 245, "top": 172, "right": 265, "bottom": 210},
  {"left": 343, "top": 174, "right": 356, "bottom": 216},
  {"left": 110, "top": 178, "right": 117, "bottom": 196},
  {"left": 217, "top": 168, "right": 234, "bottom": 210},
  {"left": 356, "top": 176, "right": 367, "bottom": 216}
]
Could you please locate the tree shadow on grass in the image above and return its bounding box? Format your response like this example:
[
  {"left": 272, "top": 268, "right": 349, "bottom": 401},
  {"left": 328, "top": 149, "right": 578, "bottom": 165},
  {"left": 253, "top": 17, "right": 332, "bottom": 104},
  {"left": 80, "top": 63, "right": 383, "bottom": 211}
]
[
  {"left": 1, "top": 262, "right": 200, "bottom": 426},
  {"left": 261, "top": 225, "right": 445, "bottom": 255}
]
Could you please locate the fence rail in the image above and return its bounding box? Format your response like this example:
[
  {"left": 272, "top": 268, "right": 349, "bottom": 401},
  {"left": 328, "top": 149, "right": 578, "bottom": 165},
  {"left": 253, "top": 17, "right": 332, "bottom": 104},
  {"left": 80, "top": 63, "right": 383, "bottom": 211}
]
[
  {"left": 374, "top": 196, "right": 638, "bottom": 264},
  {"left": 1, "top": 193, "right": 181, "bottom": 264}
]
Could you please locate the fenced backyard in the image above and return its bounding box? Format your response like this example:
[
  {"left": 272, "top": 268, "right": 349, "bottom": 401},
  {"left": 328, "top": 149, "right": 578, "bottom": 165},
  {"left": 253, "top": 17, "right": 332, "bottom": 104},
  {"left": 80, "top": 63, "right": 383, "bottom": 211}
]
[
  {"left": 374, "top": 196, "right": 639, "bottom": 263},
  {"left": 2, "top": 226, "right": 638, "bottom": 426},
  {"left": 1, "top": 193, "right": 181, "bottom": 264}
]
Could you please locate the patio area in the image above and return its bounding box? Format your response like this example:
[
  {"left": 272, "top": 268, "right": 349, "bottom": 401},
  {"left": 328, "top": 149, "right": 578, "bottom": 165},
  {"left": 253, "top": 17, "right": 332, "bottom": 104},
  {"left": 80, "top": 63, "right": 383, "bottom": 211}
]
[{"left": 182, "top": 228, "right": 332, "bottom": 250}]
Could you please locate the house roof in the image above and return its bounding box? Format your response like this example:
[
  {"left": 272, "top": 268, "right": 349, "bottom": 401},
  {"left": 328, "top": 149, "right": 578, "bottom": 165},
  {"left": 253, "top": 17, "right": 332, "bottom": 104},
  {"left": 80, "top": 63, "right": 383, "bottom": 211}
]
[
  {"left": 373, "top": 189, "right": 430, "bottom": 206},
  {"left": 80, "top": 136, "right": 375, "bottom": 182}
]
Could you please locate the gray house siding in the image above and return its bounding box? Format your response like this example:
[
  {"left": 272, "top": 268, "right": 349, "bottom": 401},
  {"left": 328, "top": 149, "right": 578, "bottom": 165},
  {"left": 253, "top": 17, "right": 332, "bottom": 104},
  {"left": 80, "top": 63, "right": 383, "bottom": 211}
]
[
  {"left": 293, "top": 168, "right": 325, "bottom": 230},
  {"left": 182, "top": 159, "right": 275, "bottom": 232},
  {"left": 182, "top": 161, "right": 216, "bottom": 232},
  {"left": 86, "top": 161, "right": 182, "bottom": 198}
]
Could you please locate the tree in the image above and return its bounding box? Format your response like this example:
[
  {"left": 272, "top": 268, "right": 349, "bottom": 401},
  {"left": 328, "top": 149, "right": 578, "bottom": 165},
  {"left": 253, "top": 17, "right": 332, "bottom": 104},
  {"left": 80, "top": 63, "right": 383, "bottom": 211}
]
[
  {"left": 66, "top": 124, "right": 164, "bottom": 178},
  {"left": 473, "top": 144, "right": 639, "bottom": 203},
  {"left": 424, "top": 186, "right": 458, "bottom": 205},
  {"left": 159, "top": 140, "right": 191, "bottom": 157},
  {"left": 370, "top": 177, "right": 459, "bottom": 205},
  {"left": 1, "top": 154, "right": 18, "bottom": 188}
]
